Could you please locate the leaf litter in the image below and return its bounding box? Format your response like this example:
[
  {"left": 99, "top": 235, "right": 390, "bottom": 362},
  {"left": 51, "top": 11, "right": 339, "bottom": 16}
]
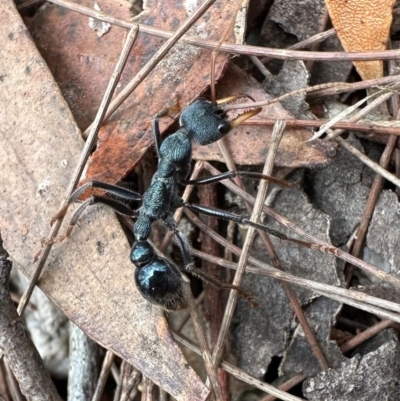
[{"left": 1, "top": 0, "right": 400, "bottom": 400}]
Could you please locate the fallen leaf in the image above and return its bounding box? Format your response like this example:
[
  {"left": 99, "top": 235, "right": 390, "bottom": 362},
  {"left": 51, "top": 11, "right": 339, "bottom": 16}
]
[
  {"left": 29, "top": 0, "right": 133, "bottom": 131},
  {"left": 192, "top": 66, "right": 337, "bottom": 167},
  {"left": 85, "top": 0, "right": 243, "bottom": 185},
  {"left": 325, "top": 0, "right": 396, "bottom": 80},
  {"left": 0, "top": 2, "right": 208, "bottom": 399},
  {"left": 29, "top": 0, "right": 243, "bottom": 186}
]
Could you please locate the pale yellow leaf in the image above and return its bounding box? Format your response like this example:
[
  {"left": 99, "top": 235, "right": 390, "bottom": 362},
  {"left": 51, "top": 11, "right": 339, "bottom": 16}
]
[{"left": 325, "top": 0, "right": 396, "bottom": 80}]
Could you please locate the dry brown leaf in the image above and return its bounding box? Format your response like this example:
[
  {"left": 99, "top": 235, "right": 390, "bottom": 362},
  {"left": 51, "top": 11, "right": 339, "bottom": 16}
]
[
  {"left": 325, "top": 0, "right": 396, "bottom": 80},
  {"left": 29, "top": 0, "right": 133, "bottom": 131},
  {"left": 0, "top": 2, "right": 208, "bottom": 399},
  {"left": 29, "top": 0, "right": 243, "bottom": 185},
  {"left": 85, "top": 0, "right": 243, "bottom": 185},
  {"left": 192, "top": 66, "right": 337, "bottom": 166}
]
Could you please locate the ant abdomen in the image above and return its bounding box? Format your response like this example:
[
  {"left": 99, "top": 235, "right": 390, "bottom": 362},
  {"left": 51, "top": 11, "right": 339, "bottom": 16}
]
[{"left": 131, "top": 241, "right": 185, "bottom": 310}]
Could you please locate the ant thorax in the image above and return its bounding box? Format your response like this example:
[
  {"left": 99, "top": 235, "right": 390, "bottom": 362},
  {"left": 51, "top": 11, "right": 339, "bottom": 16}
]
[{"left": 158, "top": 130, "right": 192, "bottom": 181}]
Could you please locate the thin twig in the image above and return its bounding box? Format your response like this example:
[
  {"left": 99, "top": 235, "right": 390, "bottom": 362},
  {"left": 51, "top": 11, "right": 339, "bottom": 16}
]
[
  {"left": 179, "top": 224, "right": 400, "bottom": 322},
  {"left": 13, "top": 27, "right": 138, "bottom": 328},
  {"left": 113, "top": 361, "right": 141, "bottom": 401},
  {"left": 308, "top": 75, "right": 400, "bottom": 98},
  {"left": 45, "top": 0, "right": 400, "bottom": 62},
  {"left": 81, "top": 0, "right": 220, "bottom": 138},
  {"left": 211, "top": 121, "right": 286, "bottom": 370},
  {"left": 173, "top": 332, "right": 305, "bottom": 401},
  {"left": 141, "top": 377, "right": 154, "bottom": 401},
  {"left": 259, "top": 29, "right": 336, "bottom": 66},
  {"left": 340, "top": 320, "right": 394, "bottom": 354},
  {"left": 3, "top": 363, "right": 24, "bottom": 401},
  {"left": 0, "top": 233, "right": 62, "bottom": 401},
  {"left": 245, "top": 118, "right": 400, "bottom": 137},
  {"left": 92, "top": 351, "right": 115, "bottom": 401},
  {"left": 336, "top": 137, "right": 400, "bottom": 188},
  {"left": 344, "top": 73, "right": 400, "bottom": 283},
  {"left": 203, "top": 163, "right": 400, "bottom": 290},
  {"left": 68, "top": 324, "right": 100, "bottom": 401},
  {"left": 181, "top": 274, "right": 223, "bottom": 401},
  {"left": 259, "top": 375, "right": 308, "bottom": 401}
]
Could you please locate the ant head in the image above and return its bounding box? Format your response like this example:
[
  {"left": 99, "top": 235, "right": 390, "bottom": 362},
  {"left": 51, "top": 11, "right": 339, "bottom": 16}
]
[
  {"left": 179, "top": 98, "right": 229, "bottom": 145},
  {"left": 180, "top": 97, "right": 261, "bottom": 146}
]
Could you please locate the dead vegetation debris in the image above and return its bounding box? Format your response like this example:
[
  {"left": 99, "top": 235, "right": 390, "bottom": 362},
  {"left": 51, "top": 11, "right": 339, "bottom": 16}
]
[{"left": 1, "top": 0, "right": 400, "bottom": 400}]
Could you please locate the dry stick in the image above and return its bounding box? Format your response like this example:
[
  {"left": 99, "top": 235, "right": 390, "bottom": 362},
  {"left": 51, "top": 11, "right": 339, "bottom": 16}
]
[
  {"left": 340, "top": 319, "right": 394, "bottom": 354},
  {"left": 308, "top": 75, "right": 400, "bottom": 98},
  {"left": 45, "top": 0, "right": 400, "bottom": 61},
  {"left": 344, "top": 80, "right": 400, "bottom": 284},
  {"left": 246, "top": 118, "right": 400, "bottom": 137},
  {"left": 92, "top": 351, "right": 115, "bottom": 401},
  {"left": 305, "top": 8, "right": 329, "bottom": 72},
  {"left": 3, "top": 363, "right": 24, "bottom": 401},
  {"left": 158, "top": 389, "right": 168, "bottom": 401},
  {"left": 258, "top": 6, "right": 400, "bottom": 67},
  {"left": 209, "top": 0, "right": 242, "bottom": 102},
  {"left": 141, "top": 377, "right": 154, "bottom": 401},
  {"left": 181, "top": 221, "right": 400, "bottom": 322},
  {"left": 68, "top": 324, "right": 100, "bottom": 401},
  {"left": 259, "top": 29, "right": 335, "bottom": 67},
  {"left": 225, "top": 80, "right": 400, "bottom": 111},
  {"left": 249, "top": 54, "right": 273, "bottom": 79},
  {"left": 181, "top": 275, "right": 224, "bottom": 401},
  {"left": 12, "top": 27, "right": 138, "bottom": 328},
  {"left": 0, "top": 361, "right": 11, "bottom": 401},
  {"left": 0, "top": 234, "right": 62, "bottom": 401},
  {"left": 17, "top": 0, "right": 43, "bottom": 9},
  {"left": 110, "top": 363, "right": 120, "bottom": 387},
  {"left": 259, "top": 375, "right": 308, "bottom": 401},
  {"left": 337, "top": 137, "right": 400, "bottom": 188},
  {"left": 175, "top": 292, "right": 205, "bottom": 332},
  {"left": 173, "top": 332, "right": 305, "bottom": 401},
  {"left": 211, "top": 121, "right": 287, "bottom": 374},
  {"left": 113, "top": 361, "right": 141, "bottom": 401},
  {"left": 325, "top": 90, "right": 398, "bottom": 141},
  {"left": 79, "top": 0, "right": 219, "bottom": 138},
  {"left": 219, "top": 134, "right": 329, "bottom": 368},
  {"left": 204, "top": 162, "right": 400, "bottom": 289}
]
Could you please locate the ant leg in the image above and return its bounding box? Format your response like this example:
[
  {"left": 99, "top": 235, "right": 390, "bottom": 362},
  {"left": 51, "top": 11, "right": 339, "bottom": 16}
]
[
  {"left": 184, "top": 203, "right": 310, "bottom": 248},
  {"left": 51, "top": 181, "right": 142, "bottom": 225},
  {"left": 152, "top": 118, "right": 162, "bottom": 159},
  {"left": 181, "top": 171, "right": 296, "bottom": 189},
  {"left": 69, "top": 181, "right": 142, "bottom": 203},
  {"left": 166, "top": 217, "right": 258, "bottom": 307},
  {"left": 45, "top": 195, "right": 137, "bottom": 244}
]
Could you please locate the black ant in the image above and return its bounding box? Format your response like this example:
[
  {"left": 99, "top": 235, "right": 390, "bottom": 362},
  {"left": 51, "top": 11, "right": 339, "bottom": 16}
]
[{"left": 50, "top": 96, "right": 299, "bottom": 310}]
